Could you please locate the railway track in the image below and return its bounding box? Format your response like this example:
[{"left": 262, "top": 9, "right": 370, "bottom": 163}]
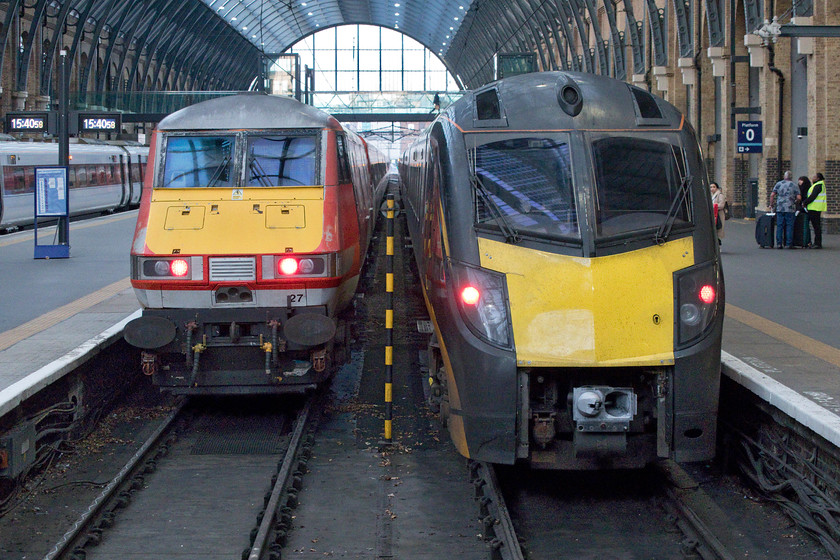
[
  {"left": 470, "top": 459, "right": 778, "bottom": 560},
  {"left": 40, "top": 396, "right": 317, "bottom": 560}
]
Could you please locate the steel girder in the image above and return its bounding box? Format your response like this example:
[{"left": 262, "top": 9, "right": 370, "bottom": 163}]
[
  {"left": 77, "top": 0, "right": 120, "bottom": 104},
  {"left": 646, "top": 0, "right": 668, "bottom": 66},
  {"left": 110, "top": 0, "right": 155, "bottom": 91},
  {"left": 603, "top": 0, "right": 627, "bottom": 80},
  {"left": 16, "top": 0, "right": 51, "bottom": 92},
  {"left": 564, "top": 0, "right": 595, "bottom": 72},
  {"left": 672, "top": 0, "right": 694, "bottom": 58},
  {"left": 742, "top": 0, "right": 763, "bottom": 34},
  {"left": 579, "top": 0, "right": 609, "bottom": 75},
  {"left": 40, "top": 0, "right": 77, "bottom": 97},
  {"left": 623, "top": 0, "right": 646, "bottom": 75},
  {"left": 705, "top": 0, "right": 725, "bottom": 48},
  {"left": 94, "top": 0, "right": 138, "bottom": 96},
  {"left": 0, "top": 0, "right": 24, "bottom": 91}
]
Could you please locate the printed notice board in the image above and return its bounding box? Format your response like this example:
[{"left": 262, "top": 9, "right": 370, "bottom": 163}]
[
  {"left": 34, "top": 166, "right": 70, "bottom": 259},
  {"left": 35, "top": 167, "right": 69, "bottom": 217}
]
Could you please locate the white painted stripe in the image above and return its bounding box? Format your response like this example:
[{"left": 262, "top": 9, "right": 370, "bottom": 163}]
[
  {"left": 721, "top": 350, "right": 840, "bottom": 448},
  {"left": 0, "top": 309, "right": 140, "bottom": 418}
]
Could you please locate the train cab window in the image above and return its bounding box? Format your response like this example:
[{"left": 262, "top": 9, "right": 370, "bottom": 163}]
[
  {"left": 473, "top": 137, "right": 578, "bottom": 241},
  {"left": 246, "top": 134, "right": 317, "bottom": 187},
  {"left": 161, "top": 135, "right": 235, "bottom": 188},
  {"left": 591, "top": 137, "right": 689, "bottom": 238}
]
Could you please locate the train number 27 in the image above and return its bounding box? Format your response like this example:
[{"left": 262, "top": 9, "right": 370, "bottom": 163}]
[{"left": 288, "top": 293, "right": 305, "bottom": 305}]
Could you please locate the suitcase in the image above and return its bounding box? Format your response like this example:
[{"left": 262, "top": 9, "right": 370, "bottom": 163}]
[
  {"left": 756, "top": 213, "right": 775, "bottom": 248},
  {"left": 792, "top": 211, "right": 809, "bottom": 247}
]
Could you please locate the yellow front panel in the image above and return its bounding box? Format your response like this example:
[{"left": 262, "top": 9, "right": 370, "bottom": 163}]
[
  {"left": 146, "top": 187, "right": 324, "bottom": 255},
  {"left": 478, "top": 237, "right": 695, "bottom": 366}
]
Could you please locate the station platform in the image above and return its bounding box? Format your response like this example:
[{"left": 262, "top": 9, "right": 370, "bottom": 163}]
[
  {"left": 1, "top": 212, "right": 839, "bottom": 451},
  {"left": 0, "top": 213, "right": 140, "bottom": 418}
]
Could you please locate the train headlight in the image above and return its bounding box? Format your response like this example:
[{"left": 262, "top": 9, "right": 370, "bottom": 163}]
[
  {"left": 135, "top": 256, "right": 202, "bottom": 280},
  {"left": 170, "top": 259, "right": 189, "bottom": 277},
  {"left": 675, "top": 262, "right": 722, "bottom": 347},
  {"left": 264, "top": 255, "right": 328, "bottom": 279},
  {"left": 452, "top": 261, "right": 512, "bottom": 348},
  {"left": 279, "top": 257, "right": 299, "bottom": 275}
]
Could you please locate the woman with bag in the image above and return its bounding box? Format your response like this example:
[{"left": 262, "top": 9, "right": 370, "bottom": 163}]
[{"left": 710, "top": 182, "right": 725, "bottom": 245}]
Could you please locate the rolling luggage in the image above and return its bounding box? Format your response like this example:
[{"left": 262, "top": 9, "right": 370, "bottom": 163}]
[
  {"left": 792, "top": 211, "right": 809, "bottom": 247},
  {"left": 756, "top": 213, "right": 775, "bottom": 248}
]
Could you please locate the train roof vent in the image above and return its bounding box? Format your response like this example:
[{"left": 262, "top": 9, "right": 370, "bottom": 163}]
[
  {"left": 629, "top": 86, "right": 665, "bottom": 123},
  {"left": 473, "top": 88, "right": 508, "bottom": 128}
]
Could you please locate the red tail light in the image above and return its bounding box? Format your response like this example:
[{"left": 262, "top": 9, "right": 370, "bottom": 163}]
[
  {"left": 461, "top": 286, "right": 480, "bottom": 305},
  {"left": 170, "top": 259, "right": 189, "bottom": 277},
  {"left": 279, "top": 257, "right": 299, "bottom": 275},
  {"left": 699, "top": 285, "right": 715, "bottom": 304}
]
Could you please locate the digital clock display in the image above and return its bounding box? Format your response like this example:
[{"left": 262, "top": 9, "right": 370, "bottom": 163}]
[
  {"left": 6, "top": 113, "right": 48, "bottom": 131},
  {"left": 79, "top": 113, "right": 121, "bottom": 131}
]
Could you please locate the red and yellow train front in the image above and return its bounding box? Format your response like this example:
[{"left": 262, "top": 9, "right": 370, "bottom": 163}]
[{"left": 126, "top": 127, "right": 365, "bottom": 394}]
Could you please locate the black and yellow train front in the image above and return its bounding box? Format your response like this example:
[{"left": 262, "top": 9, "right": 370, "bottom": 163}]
[{"left": 407, "top": 79, "right": 723, "bottom": 469}]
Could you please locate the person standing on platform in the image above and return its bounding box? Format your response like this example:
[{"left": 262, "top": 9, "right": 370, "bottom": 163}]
[
  {"left": 804, "top": 172, "right": 827, "bottom": 249},
  {"left": 797, "top": 176, "right": 812, "bottom": 247},
  {"left": 770, "top": 170, "right": 801, "bottom": 249},
  {"left": 710, "top": 182, "right": 725, "bottom": 245}
]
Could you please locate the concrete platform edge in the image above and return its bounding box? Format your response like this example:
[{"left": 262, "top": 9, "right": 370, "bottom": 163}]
[
  {"left": 721, "top": 350, "right": 840, "bottom": 448},
  {"left": 0, "top": 309, "right": 141, "bottom": 419}
]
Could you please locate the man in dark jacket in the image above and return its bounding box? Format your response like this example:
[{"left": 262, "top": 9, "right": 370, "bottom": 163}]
[{"left": 804, "top": 172, "right": 827, "bottom": 248}]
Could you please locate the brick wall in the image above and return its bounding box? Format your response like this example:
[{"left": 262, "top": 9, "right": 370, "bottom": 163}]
[{"left": 733, "top": 157, "right": 749, "bottom": 218}]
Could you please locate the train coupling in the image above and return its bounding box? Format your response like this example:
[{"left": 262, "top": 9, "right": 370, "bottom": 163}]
[{"left": 571, "top": 386, "right": 637, "bottom": 456}]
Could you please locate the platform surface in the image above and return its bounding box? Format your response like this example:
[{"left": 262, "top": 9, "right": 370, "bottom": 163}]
[{"left": 1, "top": 212, "right": 839, "bottom": 445}]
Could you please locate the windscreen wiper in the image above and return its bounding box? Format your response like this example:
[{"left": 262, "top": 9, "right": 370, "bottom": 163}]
[
  {"left": 472, "top": 173, "right": 521, "bottom": 244},
  {"left": 654, "top": 174, "right": 692, "bottom": 244},
  {"left": 206, "top": 154, "right": 231, "bottom": 188}
]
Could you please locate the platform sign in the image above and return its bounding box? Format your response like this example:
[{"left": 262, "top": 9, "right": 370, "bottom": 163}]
[
  {"left": 737, "top": 121, "right": 763, "bottom": 153},
  {"left": 33, "top": 166, "right": 70, "bottom": 259}
]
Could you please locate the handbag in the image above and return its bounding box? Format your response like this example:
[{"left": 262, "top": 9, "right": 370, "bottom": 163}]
[
  {"left": 723, "top": 201, "right": 730, "bottom": 220},
  {"left": 716, "top": 213, "right": 722, "bottom": 230}
]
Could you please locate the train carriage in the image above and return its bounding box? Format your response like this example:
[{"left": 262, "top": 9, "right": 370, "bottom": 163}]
[
  {"left": 0, "top": 140, "right": 147, "bottom": 231},
  {"left": 400, "top": 72, "right": 724, "bottom": 469},
  {"left": 124, "top": 93, "right": 387, "bottom": 394}
]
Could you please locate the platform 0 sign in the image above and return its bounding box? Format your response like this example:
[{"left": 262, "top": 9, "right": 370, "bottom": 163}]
[
  {"left": 737, "top": 121, "right": 763, "bottom": 153},
  {"left": 33, "top": 166, "right": 70, "bottom": 259}
]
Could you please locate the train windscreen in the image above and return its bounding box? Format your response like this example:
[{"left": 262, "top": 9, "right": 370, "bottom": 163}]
[
  {"left": 472, "top": 137, "right": 578, "bottom": 240},
  {"left": 246, "top": 134, "right": 317, "bottom": 187},
  {"left": 591, "top": 136, "right": 689, "bottom": 238},
  {"left": 161, "top": 135, "right": 235, "bottom": 188}
]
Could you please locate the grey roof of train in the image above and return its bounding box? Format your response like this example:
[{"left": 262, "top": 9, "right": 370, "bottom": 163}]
[
  {"left": 447, "top": 72, "right": 683, "bottom": 132},
  {"left": 157, "top": 93, "right": 338, "bottom": 131}
]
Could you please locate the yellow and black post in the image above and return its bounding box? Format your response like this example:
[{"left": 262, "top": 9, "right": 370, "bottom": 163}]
[{"left": 384, "top": 193, "right": 395, "bottom": 445}]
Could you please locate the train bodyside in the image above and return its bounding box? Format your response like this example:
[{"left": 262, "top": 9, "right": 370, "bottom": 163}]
[
  {"left": 125, "top": 93, "right": 386, "bottom": 394},
  {"left": 0, "top": 141, "right": 147, "bottom": 231},
  {"left": 400, "top": 72, "right": 723, "bottom": 469}
]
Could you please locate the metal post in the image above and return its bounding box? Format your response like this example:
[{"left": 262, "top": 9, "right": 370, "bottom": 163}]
[
  {"left": 57, "top": 49, "right": 70, "bottom": 245},
  {"left": 383, "top": 193, "right": 395, "bottom": 445}
]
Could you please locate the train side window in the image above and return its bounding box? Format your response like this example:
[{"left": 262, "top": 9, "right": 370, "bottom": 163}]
[
  {"left": 246, "top": 134, "right": 317, "bottom": 187},
  {"left": 162, "top": 135, "right": 235, "bottom": 188},
  {"left": 476, "top": 90, "right": 501, "bottom": 120},
  {"left": 76, "top": 165, "right": 87, "bottom": 186},
  {"left": 13, "top": 168, "right": 25, "bottom": 193},
  {"left": 335, "top": 134, "right": 351, "bottom": 184},
  {"left": 88, "top": 165, "right": 99, "bottom": 185}
]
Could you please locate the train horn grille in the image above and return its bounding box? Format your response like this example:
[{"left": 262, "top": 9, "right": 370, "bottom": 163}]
[{"left": 209, "top": 257, "right": 256, "bottom": 281}]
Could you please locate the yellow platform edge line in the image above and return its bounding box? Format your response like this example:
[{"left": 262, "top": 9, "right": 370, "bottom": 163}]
[
  {"left": 726, "top": 304, "right": 840, "bottom": 369},
  {"left": 0, "top": 277, "right": 132, "bottom": 352}
]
